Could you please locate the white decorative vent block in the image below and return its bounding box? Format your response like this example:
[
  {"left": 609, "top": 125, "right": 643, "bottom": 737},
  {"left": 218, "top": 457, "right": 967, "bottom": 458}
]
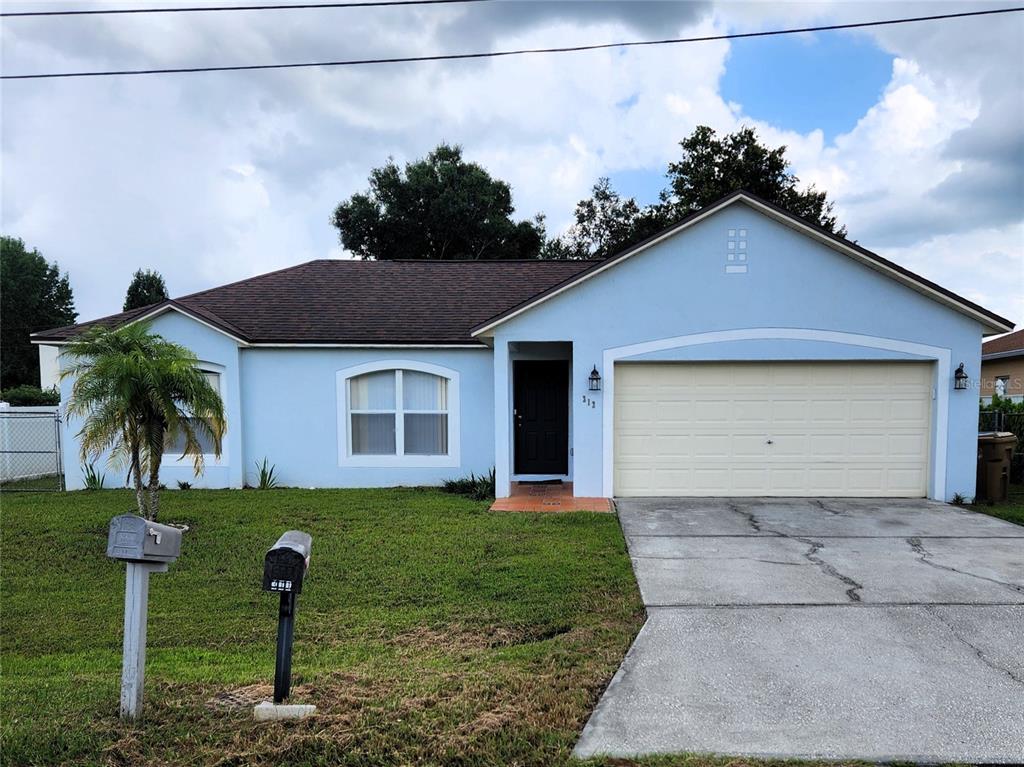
[{"left": 725, "top": 227, "right": 748, "bottom": 274}]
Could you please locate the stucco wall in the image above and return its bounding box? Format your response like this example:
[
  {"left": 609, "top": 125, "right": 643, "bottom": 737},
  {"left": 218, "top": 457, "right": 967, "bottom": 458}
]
[
  {"left": 491, "top": 201, "right": 986, "bottom": 502},
  {"left": 239, "top": 347, "right": 493, "bottom": 488},
  {"left": 60, "top": 314, "right": 495, "bottom": 489},
  {"left": 60, "top": 310, "right": 243, "bottom": 490},
  {"left": 37, "top": 344, "right": 60, "bottom": 390}
]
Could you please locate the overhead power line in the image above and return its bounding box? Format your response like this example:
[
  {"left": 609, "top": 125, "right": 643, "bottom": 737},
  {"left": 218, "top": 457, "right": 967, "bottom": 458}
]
[
  {"left": 3, "top": 6, "right": 1021, "bottom": 80},
  {"left": 0, "top": 0, "right": 490, "bottom": 17}
]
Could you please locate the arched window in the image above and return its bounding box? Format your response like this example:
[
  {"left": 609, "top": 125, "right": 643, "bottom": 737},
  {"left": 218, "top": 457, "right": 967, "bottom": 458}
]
[{"left": 337, "top": 362, "right": 459, "bottom": 467}]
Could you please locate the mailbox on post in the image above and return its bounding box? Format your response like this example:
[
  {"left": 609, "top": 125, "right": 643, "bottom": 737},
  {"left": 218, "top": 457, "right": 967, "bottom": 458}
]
[
  {"left": 262, "top": 530, "right": 311, "bottom": 594},
  {"left": 261, "top": 531, "right": 313, "bottom": 714},
  {"left": 106, "top": 514, "right": 184, "bottom": 720},
  {"left": 107, "top": 515, "right": 182, "bottom": 563}
]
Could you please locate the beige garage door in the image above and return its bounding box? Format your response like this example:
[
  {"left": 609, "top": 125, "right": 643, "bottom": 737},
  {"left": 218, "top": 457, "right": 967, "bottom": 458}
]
[{"left": 614, "top": 361, "right": 932, "bottom": 497}]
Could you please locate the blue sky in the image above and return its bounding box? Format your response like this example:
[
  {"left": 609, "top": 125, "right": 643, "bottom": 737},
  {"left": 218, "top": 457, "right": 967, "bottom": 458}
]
[{"left": 610, "top": 32, "right": 895, "bottom": 207}]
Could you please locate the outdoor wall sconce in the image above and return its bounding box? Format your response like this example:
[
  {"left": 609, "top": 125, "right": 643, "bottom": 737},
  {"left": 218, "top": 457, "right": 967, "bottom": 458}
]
[
  {"left": 954, "top": 363, "right": 969, "bottom": 391},
  {"left": 588, "top": 366, "right": 602, "bottom": 392}
]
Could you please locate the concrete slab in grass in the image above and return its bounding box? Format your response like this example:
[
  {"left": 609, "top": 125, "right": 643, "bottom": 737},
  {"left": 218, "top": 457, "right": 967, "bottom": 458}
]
[{"left": 574, "top": 605, "right": 1024, "bottom": 763}]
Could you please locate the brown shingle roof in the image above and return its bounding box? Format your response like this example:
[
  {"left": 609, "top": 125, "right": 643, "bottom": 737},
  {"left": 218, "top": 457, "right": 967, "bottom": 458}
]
[
  {"left": 31, "top": 259, "right": 598, "bottom": 346},
  {"left": 983, "top": 329, "right": 1024, "bottom": 358}
]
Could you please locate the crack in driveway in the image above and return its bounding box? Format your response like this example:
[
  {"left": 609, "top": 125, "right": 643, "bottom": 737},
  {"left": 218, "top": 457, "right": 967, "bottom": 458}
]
[
  {"left": 924, "top": 606, "right": 1024, "bottom": 687},
  {"left": 704, "top": 503, "right": 870, "bottom": 601},
  {"left": 907, "top": 537, "right": 1024, "bottom": 596},
  {"left": 727, "top": 501, "right": 771, "bottom": 534},
  {"left": 791, "top": 536, "right": 864, "bottom": 602},
  {"left": 812, "top": 499, "right": 845, "bottom": 516}
]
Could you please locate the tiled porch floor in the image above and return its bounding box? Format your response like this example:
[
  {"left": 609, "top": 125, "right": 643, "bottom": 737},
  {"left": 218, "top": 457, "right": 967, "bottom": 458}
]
[{"left": 489, "top": 482, "right": 614, "bottom": 513}]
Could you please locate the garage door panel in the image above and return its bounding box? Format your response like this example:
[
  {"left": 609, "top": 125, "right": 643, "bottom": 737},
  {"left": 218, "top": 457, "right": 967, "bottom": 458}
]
[{"left": 614, "top": 361, "right": 931, "bottom": 497}]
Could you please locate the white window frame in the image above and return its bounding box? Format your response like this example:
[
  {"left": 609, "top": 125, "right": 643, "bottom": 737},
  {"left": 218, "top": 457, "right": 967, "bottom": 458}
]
[
  {"left": 336, "top": 360, "right": 460, "bottom": 468},
  {"left": 162, "top": 362, "right": 227, "bottom": 467}
]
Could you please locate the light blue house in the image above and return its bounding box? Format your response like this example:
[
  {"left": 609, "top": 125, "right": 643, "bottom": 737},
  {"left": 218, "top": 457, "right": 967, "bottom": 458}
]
[{"left": 35, "top": 191, "right": 1013, "bottom": 501}]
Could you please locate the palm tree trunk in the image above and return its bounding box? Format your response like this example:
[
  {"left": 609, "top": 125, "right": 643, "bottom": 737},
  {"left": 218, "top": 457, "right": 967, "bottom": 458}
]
[
  {"left": 131, "top": 440, "right": 147, "bottom": 517},
  {"left": 146, "top": 423, "right": 164, "bottom": 521}
]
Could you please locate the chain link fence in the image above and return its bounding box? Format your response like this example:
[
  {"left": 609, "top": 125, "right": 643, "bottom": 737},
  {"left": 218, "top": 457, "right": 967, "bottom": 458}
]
[{"left": 0, "top": 407, "right": 64, "bottom": 491}]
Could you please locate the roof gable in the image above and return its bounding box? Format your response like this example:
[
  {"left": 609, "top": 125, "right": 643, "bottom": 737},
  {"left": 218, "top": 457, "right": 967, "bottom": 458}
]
[{"left": 470, "top": 191, "right": 1014, "bottom": 337}]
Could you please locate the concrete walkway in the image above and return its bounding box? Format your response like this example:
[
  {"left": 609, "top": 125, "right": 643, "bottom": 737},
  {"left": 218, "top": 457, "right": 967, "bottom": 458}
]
[{"left": 574, "top": 498, "right": 1024, "bottom": 763}]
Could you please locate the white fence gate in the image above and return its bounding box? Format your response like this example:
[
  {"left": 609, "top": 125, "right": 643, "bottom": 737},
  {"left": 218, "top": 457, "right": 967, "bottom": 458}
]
[{"left": 0, "top": 405, "right": 64, "bottom": 491}]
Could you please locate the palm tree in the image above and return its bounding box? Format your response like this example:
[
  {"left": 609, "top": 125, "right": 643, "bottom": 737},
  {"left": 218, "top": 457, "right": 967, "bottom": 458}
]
[{"left": 61, "top": 322, "right": 226, "bottom": 519}]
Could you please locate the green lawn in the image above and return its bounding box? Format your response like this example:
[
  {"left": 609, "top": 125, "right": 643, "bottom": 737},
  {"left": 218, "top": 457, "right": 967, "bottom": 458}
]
[
  {"left": 2, "top": 489, "right": 873, "bottom": 767},
  {"left": 971, "top": 481, "right": 1024, "bottom": 526},
  {"left": 0, "top": 473, "right": 62, "bottom": 492}
]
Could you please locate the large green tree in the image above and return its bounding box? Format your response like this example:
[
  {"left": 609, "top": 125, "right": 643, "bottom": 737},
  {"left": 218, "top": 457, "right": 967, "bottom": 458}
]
[
  {"left": 0, "top": 236, "right": 77, "bottom": 389},
  {"left": 332, "top": 144, "right": 545, "bottom": 261},
  {"left": 660, "top": 125, "right": 844, "bottom": 234},
  {"left": 124, "top": 269, "right": 169, "bottom": 311},
  {"left": 553, "top": 125, "right": 846, "bottom": 259},
  {"left": 62, "top": 322, "right": 226, "bottom": 519}
]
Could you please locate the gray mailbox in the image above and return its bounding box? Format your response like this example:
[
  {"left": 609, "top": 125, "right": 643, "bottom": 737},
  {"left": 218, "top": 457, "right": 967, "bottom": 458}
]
[
  {"left": 106, "top": 513, "right": 184, "bottom": 720},
  {"left": 107, "top": 514, "right": 182, "bottom": 563}
]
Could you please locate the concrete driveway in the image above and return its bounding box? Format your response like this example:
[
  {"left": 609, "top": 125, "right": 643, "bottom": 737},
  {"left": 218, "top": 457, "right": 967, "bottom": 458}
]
[{"left": 575, "top": 498, "right": 1024, "bottom": 763}]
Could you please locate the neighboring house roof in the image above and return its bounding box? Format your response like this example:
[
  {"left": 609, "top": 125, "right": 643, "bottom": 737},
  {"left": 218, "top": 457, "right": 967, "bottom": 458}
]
[
  {"left": 31, "top": 259, "right": 598, "bottom": 346},
  {"left": 471, "top": 190, "right": 1015, "bottom": 337},
  {"left": 982, "top": 328, "right": 1024, "bottom": 360}
]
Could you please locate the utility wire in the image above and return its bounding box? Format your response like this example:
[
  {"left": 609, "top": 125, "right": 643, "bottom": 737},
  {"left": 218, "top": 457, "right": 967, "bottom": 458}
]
[
  {"left": 1, "top": 0, "right": 490, "bottom": 18},
  {"left": 3, "top": 6, "right": 1021, "bottom": 80}
]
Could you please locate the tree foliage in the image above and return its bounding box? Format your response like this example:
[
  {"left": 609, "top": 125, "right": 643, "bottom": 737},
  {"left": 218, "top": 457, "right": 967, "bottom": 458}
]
[
  {"left": 61, "top": 323, "right": 226, "bottom": 520},
  {"left": 332, "top": 144, "right": 545, "bottom": 261},
  {"left": 124, "top": 269, "right": 169, "bottom": 311},
  {"left": 0, "top": 236, "right": 77, "bottom": 389},
  {"left": 542, "top": 178, "right": 667, "bottom": 260},
  {"left": 0, "top": 385, "right": 61, "bottom": 406},
  {"left": 552, "top": 125, "right": 846, "bottom": 259},
  {"left": 661, "top": 126, "right": 844, "bottom": 234}
]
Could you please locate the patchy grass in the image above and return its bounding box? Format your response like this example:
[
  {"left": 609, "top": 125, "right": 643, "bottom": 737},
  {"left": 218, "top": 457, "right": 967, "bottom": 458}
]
[
  {"left": 970, "top": 481, "right": 1024, "bottom": 526},
  {"left": 3, "top": 488, "right": 872, "bottom": 767},
  {"left": 0, "top": 473, "right": 62, "bottom": 491}
]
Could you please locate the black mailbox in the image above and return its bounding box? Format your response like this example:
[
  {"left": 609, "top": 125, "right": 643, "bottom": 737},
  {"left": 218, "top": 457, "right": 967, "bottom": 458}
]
[
  {"left": 262, "top": 531, "right": 312, "bottom": 594},
  {"left": 262, "top": 530, "right": 312, "bottom": 704}
]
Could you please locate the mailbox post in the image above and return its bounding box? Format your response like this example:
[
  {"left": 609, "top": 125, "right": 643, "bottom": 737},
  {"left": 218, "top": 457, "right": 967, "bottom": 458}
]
[
  {"left": 261, "top": 531, "right": 312, "bottom": 711},
  {"left": 106, "top": 514, "right": 183, "bottom": 720}
]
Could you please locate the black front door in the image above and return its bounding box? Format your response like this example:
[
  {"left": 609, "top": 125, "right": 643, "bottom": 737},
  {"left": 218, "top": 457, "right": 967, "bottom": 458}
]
[{"left": 513, "top": 360, "right": 569, "bottom": 475}]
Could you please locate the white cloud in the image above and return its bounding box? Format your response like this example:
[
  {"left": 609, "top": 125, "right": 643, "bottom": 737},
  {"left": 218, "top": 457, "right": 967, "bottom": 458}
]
[{"left": 1, "top": 0, "right": 1020, "bottom": 327}]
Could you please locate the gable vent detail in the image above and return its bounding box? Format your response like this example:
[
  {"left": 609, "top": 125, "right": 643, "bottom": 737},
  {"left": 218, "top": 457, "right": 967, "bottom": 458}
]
[{"left": 725, "top": 227, "right": 748, "bottom": 274}]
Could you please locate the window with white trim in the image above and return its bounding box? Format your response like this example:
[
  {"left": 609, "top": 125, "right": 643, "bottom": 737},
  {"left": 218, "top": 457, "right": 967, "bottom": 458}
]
[
  {"left": 348, "top": 369, "right": 449, "bottom": 457},
  {"left": 165, "top": 369, "right": 221, "bottom": 456}
]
